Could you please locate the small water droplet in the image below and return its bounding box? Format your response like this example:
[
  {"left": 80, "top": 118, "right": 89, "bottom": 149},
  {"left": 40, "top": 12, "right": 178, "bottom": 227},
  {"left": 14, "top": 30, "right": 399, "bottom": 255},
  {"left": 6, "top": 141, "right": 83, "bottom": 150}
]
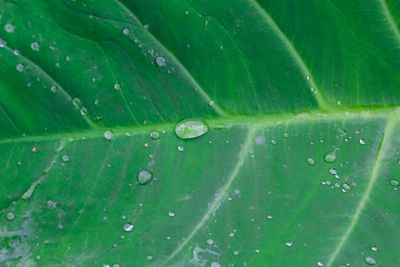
[
  {"left": 144, "top": 24, "right": 149, "bottom": 29},
  {"left": 0, "top": 39, "right": 6, "bottom": 47},
  {"left": 364, "top": 256, "right": 376, "bottom": 265},
  {"left": 329, "top": 168, "right": 337, "bottom": 175},
  {"left": 137, "top": 170, "right": 152, "bottom": 185},
  {"left": 233, "top": 251, "right": 239, "bottom": 256},
  {"left": 16, "top": 63, "right": 25, "bottom": 72},
  {"left": 206, "top": 239, "right": 214, "bottom": 245},
  {"left": 50, "top": 85, "right": 57, "bottom": 92},
  {"left": 324, "top": 151, "right": 336, "bottom": 163},
  {"left": 5, "top": 23, "right": 14, "bottom": 33},
  {"left": 123, "top": 223, "right": 134, "bottom": 232},
  {"left": 122, "top": 28, "right": 130, "bottom": 35},
  {"left": 306, "top": 75, "right": 310, "bottom": 80},
  {"left": 62, "top": 154, "right": 70, "bottom": 162},
  {"left": 342, "top": 183, "right": 351, "bottom": 191},
  {"left": 147, "top": 255, "right": 153, "bottom": 261},
  {"left": 175, "top": 119, "right": 208, "bottom": 139},
  {"left": 168, "top": 211, "right": 175, "bottom": 217},
  {"left": 307, "top": 157, "right": 315, "bottom": 165},
  {"left": 30, "top": 42, "right": 39, "bottom": 51},
  {"left": 104, "top": 130, "right": 114, "bottom": 140},
  {"left": 267, "top": 215, "right": 273, "bottom": 220},
  {"left": 156, "top": 56, "right": 166, "bottom": 66},
  {"left": 6, "top": 212, "right": 15, "bottom": 220},
  {"left": 359, "top": 138, "right": 366, "bottom": 145},
  {"left": 177, "top": 145, "right": 184, "bottom": 152},
  {"left": 285, "top": 241, "right": 293, "bottom": 247},
  {"left": 150, "top": 131, "right": 160, "bottom": 140},
  {"left": 317, "top": 261, "right": 324, "bottom": 266},
  {"left": 390, "top": 179, "right": 399, "bottom": 187},
  {"left": 270, "top": 139, "right": 277, "bottom": 145},
  {"left": 210, "top": 262, "right": 220, "bottom": 267},
  {"left": 114, "top": 83, "right": 121, "bottom": 90},
  {"left": 371, "top": 246, "right": 378, "bottom": 252}
]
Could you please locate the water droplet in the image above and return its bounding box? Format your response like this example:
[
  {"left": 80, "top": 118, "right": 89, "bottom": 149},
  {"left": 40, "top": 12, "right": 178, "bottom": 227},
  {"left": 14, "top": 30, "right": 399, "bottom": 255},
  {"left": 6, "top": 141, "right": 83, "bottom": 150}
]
[
  {"left": 364, "top": 256, "right": 376, "bottom": 265},
  {"left": 16, "top": 63, "right": 25, "bottom": 72},
  {"left": 324, "top": 151, "right": 336, "bottom": 163},
  {"left": 329, "top": 168, "right": 337, "bottom": 175},
  {"left": 175, "top": 119, "right": 208, "bottom": 139},
  {"left": 104, "top": 130, "right": 114, "bottom": 140},
  {"left": 285, "top": 241, "right": 293, "bottom": 247},
  {"left": 208, "top": 100, "right": 215, "bottom": 106},
  {"left": 371, "top": 246, "right": 378, "bottom": 252},
  {"left": 317, "top": 261, "right": 324, "bottom": 266},
  {"left": 267, "top": 215, "right": 273, "bottom": 220},
  {"left": 150, "top": 131, "right": 160, "bottom": 140},
  {"left": 144, "top": 24, "right": 149, "bottom": 29},
  {"left": 233, "top": 251, "right": 239, "bottom": 256},
  {"left": 255, "top": 136, "right": 265, "bottom": 146},
  {"left": 50, "top": 85, "right": 57, "bottom": 92},
  {"left": 210, "top": 262, "right": 220, "bottom": 267},
  {"left": 306, "top": 75, "right": 310, "bottom": 80},
  {"left": 6, "top": 212, "right": 15, "bottom": 220},
  {"left": 30, "top": 42, "right": 39, "bottom": 51},
  {"left": 146, "top": 255, "right": 153, "bottom": 261},
  {"left": 359, "top": 138, "right": 366, "bottom": 145},
  {"left": 307, "top": 157, "right": 315, "bottom": 165},
  {"left": 156, "top": 56, "right": 166, "bottom": 66},
  {"left": 390, "top": 179, "right": 399, "bottom": 187},
  {"left": 168, "top": 211, "right": 175, "bottom": 217},
  {"left": 206, "top": 239, "right": 214, "bottom": 245},
  {"left": 137, "top": 170, "right": 152, "bottom": 185},
  {"left": 271, "top": 139, "right": 277, "bottom": 145},
  {"left": 342, "top": 183, "right": 351, "bottom": 191},
  {"left": 5, "top": 23, "right": 14, "bottom": 33},
  {"left": 0, "top": 39, "right": 6, "bottom": 47},
  {"left": 122, "top": 28, "right": 130, "bottom": 35},
  {"left": 123, "top": 223, "right": 134, "bottom": 232},
  {"left": 177, "top": 145, "right": 184, "bottom": 152},
  {"left": 114, "top": 83, "right": 121, "bottom": 90},
  {"left": 62, "top": 154, "right": 70, "bottom": 162}
]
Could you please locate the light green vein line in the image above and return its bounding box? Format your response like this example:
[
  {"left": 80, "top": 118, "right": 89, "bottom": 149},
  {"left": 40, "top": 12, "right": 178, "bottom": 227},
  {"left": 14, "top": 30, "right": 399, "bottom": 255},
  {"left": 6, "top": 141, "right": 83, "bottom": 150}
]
[
  {"left": 380, "top": 0, "right": 400, "bottom": 45},
  {"left": 2, "top": 45, "right": 97, "bottom": 129},
  {"left": 249, "top": 0, "right": 330, "bottom": 110},
  {"left": 160, "top": 126, "right": 257, "bottom": 266},
  {"left": 326, "top": 117, "right": 398, "bottom": 267},
  {"left": 113, "top": 0, "right": 228, "bottom": 117}
]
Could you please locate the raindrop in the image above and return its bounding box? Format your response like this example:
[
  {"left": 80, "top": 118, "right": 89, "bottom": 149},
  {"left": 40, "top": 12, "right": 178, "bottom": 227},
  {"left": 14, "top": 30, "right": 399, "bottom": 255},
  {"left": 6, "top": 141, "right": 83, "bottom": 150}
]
[
  {"left": 114, "top": 83, "right": 121, "bottom": 90},
  {"left": 16, "top": 63, "right": 25, "bottom": 72},
  {"left": 30, "top": 42, "right": 39, "bottom": 51},
  {"left": 62, "top": 154, "right": 70, "bottom": 162},
  {"left": 150, "top": 131, "right": 160, "bottom": 140},
  {"left": 6, "top": 212, "right": 15, "bottom": 220},
  {"left": 168, "top": 212, "right": 175, "bottom": 217},
  {"left": 390, "top": 179, "right": 399, "bottom": 187},
  {"left": 317, "top": 262, "right": 324, "bottom": 266},
  {"left": 177, "top": 145, "right": 184, "bottom": 152},
  {"left": 50, "top": 86, "right": 57, "bottom": 92},
  {"left": 211, "top": 262, "right": 220, "bottom": 267},
  {"left": 0, "top": 39, "right": 6, "bottom": 47},
  {"left": 329, "top": 168, "right": 337, "bottom": 175},
  {"left": 233, "top": 251, "right": 239, "bottom": 256},
  {"left": 371, "top": 246, "right": 378, "bottom": 252},
  {"left": 342, "top": 183, "right": 351, "bottom": 191},
  {"left": 267, "top": 215, "right": 273, "bottom": 220},
  {"left": 144, "top": 24, "right": 149, "bottom": 29},
  {"left": 208, "top": 100, "right": 215, "bottom": 106},
  {"left": 206, "top": 239, "right": 214, "bottom": 245},
  {"left": 307, "top": 157, "right": 315, "bottom": 166},
  {"left": 359, "top": 138, "right": 366, "bottom": 145},
  {"left": 137, "top": 170, "right": 153, "bottom": 185},
  {"left": 175, "top": 119, "right": 208, "bottom": 139},
  {"left": 271, "top": 139, "right": 277, "bottom": 145},
  {"left": 364, "top": 256, "right": 376, "bottom": 265},
  {"left": 285, "top": 241, "right": 293, "bottom": 247},
  {"left": 5, "top": 23, "right": 14, "bottom": 33},
  {"left": 156, "top": 56, "right": 166, "bottom": 66},
  {"left": 122, "top": 28, "right": 130, "bottom": 35},
  {"left": 123, "top": 223, "right": 134, "bottom": 232},
  {"left": 306, "top": 75, "right": 310, "bottom": 80},
  {"left": 104, "top": 130, "right": 114, "bottom": 140},
  {"left": 324, "top": 151, "right": 336, "bottom": 163},
  {"left": 147, "top": 255, "right": 153, "bottom": 261}
]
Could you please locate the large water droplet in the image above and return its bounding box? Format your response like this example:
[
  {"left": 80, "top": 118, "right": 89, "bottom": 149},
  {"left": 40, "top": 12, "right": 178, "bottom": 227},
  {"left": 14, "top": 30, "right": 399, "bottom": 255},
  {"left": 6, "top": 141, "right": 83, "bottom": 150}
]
[
  {"left": 175, "top": 119, "right": 208, "bottom": 139},
  {"left": 137, "top": 170, "right": 152, "bottom": 185},
  {"left": 156, "top": 56, "right": 166, "bottom": 66},
  {"left": 104, "top": 130, "right": 114, "bottom": 140},
  {"left": 364, "top": 256, "right": 376, "bottom": 265},
  {"left": 123, "top": 223, "right": 134, "bottom": 232},
  {"left": 390, "top": 179, "right": 399, "bottom": 187},
  {"left": 324, "top": 151, "right": 336, "bottom": 163}
]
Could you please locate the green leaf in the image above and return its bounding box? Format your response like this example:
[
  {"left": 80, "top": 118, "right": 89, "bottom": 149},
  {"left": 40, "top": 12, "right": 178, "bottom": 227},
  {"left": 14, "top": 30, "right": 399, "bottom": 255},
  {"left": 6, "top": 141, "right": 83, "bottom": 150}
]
[{"left": 1, "top": 0, "right": 400, "bottom": 266}]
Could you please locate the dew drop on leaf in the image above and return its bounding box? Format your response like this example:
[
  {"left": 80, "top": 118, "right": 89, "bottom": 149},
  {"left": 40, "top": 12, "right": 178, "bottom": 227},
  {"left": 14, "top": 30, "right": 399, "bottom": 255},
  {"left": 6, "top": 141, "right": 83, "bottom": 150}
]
[
  {"left": 137, "top": 170, "right": 152, "bottom": 185},
  {"left": 123, "top": 223, "right": 134, "bottom": 232},
  {"left": 104, "top": 130, "right": 114, "bottom": 140},
  {"left": 233, "top": 251, "right": 239, "bottom": 255},
  {"left": 30, "top": 42, "right": 39, "bottom": 51},
  {"left": 16, "top": 63, "right": 25, "bottom": 72},
  {"left": 156, "top": 56, "right": 166, "bottom": 66},
  {"left": 50, "top": 86, "right": 57, "bottom": 93},
  {"left": 175, "top": 119, "right": 208, "bottom": 139},
  {"left": 206, "top": 239, "right": 214, "bottom": 245},
  {"left": 306, "top": 157, "right": 315, "bottom": 165},
  {"left": 342, "top": 183, "right": 351, "bottom": 191},
  {"left": 62, "top": 154, "right": 70, "bottom": 162},
  {"left": 0, "top": 39, "right": 6, "bottom": 47},
  {"left": 390, "top": 179, "right": 399, "bottom": 187},
  {"left": 371, "top": 246, "right": 378, "bottom": 251},
  {"left": 285, "top": 241, "right": 293, "bottom": 247},
  {"left": 149, "top": 131, "right": 160, "bottom": 140},
  {"left": 359, "top": 138, "right": 366, "bottom": 145},
  {"left": 211, "top": 262, "right": 220, "bottom": 267},
  {"left": 6, "top": 212, "right": 15, "bottom": 220},
  {"left": 122, "top": 28, "right": 129, "bottom": 35},
  {"left": 317, "top": 261, "right": 324, "bottom": 266},
  {"left": 364, "top": 256, "right": 376, "bottom": 265},
  {"left": 324, "top": 151, "right": 336, "bottom": 163},
  {"left": 114, "top": 83, "right": 121, "bottom": 90},
  {"left": 5, "top": 23, "right": 14, "bottom": 33},
  {"left": 177, "top": 145, "right": 184, "bottom": 152}
]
